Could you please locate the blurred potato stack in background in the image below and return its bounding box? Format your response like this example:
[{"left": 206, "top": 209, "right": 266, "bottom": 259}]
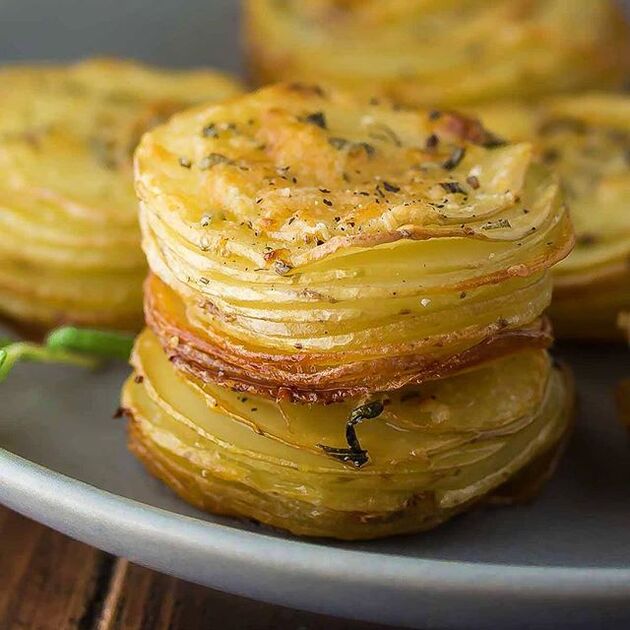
[
  {"left": 122, "top": 83, "right": 575, "bottom": 539},
  {"left": 474, "top": 94, "right": 630, "bottom": 340},
  {"left": 244, "top": 0, "right": 630, "bottom": 108},
  {"left": 0, "top": 58, "right": 242, "bottom": 332}
]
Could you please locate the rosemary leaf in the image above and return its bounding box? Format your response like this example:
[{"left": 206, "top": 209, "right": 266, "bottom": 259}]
[
  {"left": 0, "top": 341, "right": 98, "bottom": 383},
  {"left": 46, "top": 327, "right": 134, "bottom": 361}
]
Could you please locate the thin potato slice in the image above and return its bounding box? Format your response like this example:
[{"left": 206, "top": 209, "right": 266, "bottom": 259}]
[
  {"left": 135, "top": 83, "right": 573, "bottom": 394},
  {"left": 0, "top": 58, "right": 242, "bottom": 330},
  {"left": 122, "top": 329, "right": 573, "bottom": 540}
]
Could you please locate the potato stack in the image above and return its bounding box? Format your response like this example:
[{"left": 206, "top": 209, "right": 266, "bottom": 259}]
[
  {"left": 244, "top": 0, "right": 629, "bottom": 108},
  {"left": 475, "top": 94, "right": 630, "bottom": 340},
  {"left": 124, "top": 84, "right": 574, "bottom": 539},
  {"left": 0, "top": 59, "right": 242, "bottom": 331}
]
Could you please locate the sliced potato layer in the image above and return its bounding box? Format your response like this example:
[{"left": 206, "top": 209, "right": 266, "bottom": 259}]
[
  {"left": 136, "top": 83, "right": 573, "bottom": 395},
  {"left": 122, "top": 329, "right": 573, "bottom": 540},
  {"left": 0, "top": 58, "right": 242, "bottom": 330}
]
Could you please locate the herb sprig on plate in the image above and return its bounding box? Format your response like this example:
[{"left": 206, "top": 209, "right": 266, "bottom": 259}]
[{"left": 0, "top": 327, "right": 134, "bottom": 383}]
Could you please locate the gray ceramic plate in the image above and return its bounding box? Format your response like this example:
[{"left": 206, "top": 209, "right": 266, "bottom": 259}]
[
  {"left": 1, "top": 343, "right": 629, "bottom": 629},
  {"left": 1, "top": 2, "right": 630, "bottom": 628}
]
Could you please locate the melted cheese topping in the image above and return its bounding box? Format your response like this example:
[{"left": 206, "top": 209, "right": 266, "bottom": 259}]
[{"left": 136, "top": 82, "right": 572, "bottom": 270}]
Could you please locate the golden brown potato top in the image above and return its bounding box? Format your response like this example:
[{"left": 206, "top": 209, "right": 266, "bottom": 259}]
[
  {"left": 474, "top": 93, "right": 630, "bottom": 279},
  {"left": 136, "top": 82, "right": 573, "bottom": 271},
  {"left": 0, "top": 58, "right": 242, "bottom": 130},
  {"left": 0, "top": 59, "right": 243, "bottom": 224}
]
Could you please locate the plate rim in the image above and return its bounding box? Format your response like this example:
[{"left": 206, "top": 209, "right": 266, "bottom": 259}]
[{"left": 1, "top": 445, "right": 630, "bottom": 628}]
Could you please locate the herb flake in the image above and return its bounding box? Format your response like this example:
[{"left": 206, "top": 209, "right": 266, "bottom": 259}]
[
  {"left": 482, "top": 218, "right": 512, "bottom": 230},
  {"left": 440, "top": 181, "right": 467, "bottom": 195},
  {"left": 317, "top": 401, "right": 384, "bottom": 468},
  {"left": 442, "top": 147, "right": 466, "bottom": 170},
  {"left": 303, "top": 111, "right": 327, "bottom": 129}
]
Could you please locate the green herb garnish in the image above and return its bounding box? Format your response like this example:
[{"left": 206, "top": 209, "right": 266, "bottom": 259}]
[
  {"left": 440, "top": 181, "right": 467, "bottom": 195},
  {"left": 318, "top": 400, "right": 385, "bottom": 469},
  {"left": 46, "top": 327, "right": 134, "bottom": 360},
  {"left": 303, "top": 111, "right": 327, "bottom": 129},
  {"left": 0, "top": 326, "right": 134, "bottom": 383}
]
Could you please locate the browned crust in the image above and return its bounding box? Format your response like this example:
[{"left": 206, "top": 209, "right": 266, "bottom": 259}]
[{"left": 145, "top": 274, "right": 552, "bottom": 403}]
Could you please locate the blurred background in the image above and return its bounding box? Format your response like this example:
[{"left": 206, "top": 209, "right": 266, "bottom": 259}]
[
  {"left": 1, "top": 0, "right": 624, "bottom": 74},
  {"left": 0, "top": 0, "right": 241, "bottom": 72}
]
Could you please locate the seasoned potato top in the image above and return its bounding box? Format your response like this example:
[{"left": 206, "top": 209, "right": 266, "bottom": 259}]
[
  {"left": 0, "top": 59, "right": 242, "bottom": 224},
  {"left": 0, "top": 58, "right": 242, "bottom": 132},
  {"left": 136, "top": 82, "right": 572, "bottom": 270},
  {"left": 475, "top": 93, "right": 630, "bottom": 278}
]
